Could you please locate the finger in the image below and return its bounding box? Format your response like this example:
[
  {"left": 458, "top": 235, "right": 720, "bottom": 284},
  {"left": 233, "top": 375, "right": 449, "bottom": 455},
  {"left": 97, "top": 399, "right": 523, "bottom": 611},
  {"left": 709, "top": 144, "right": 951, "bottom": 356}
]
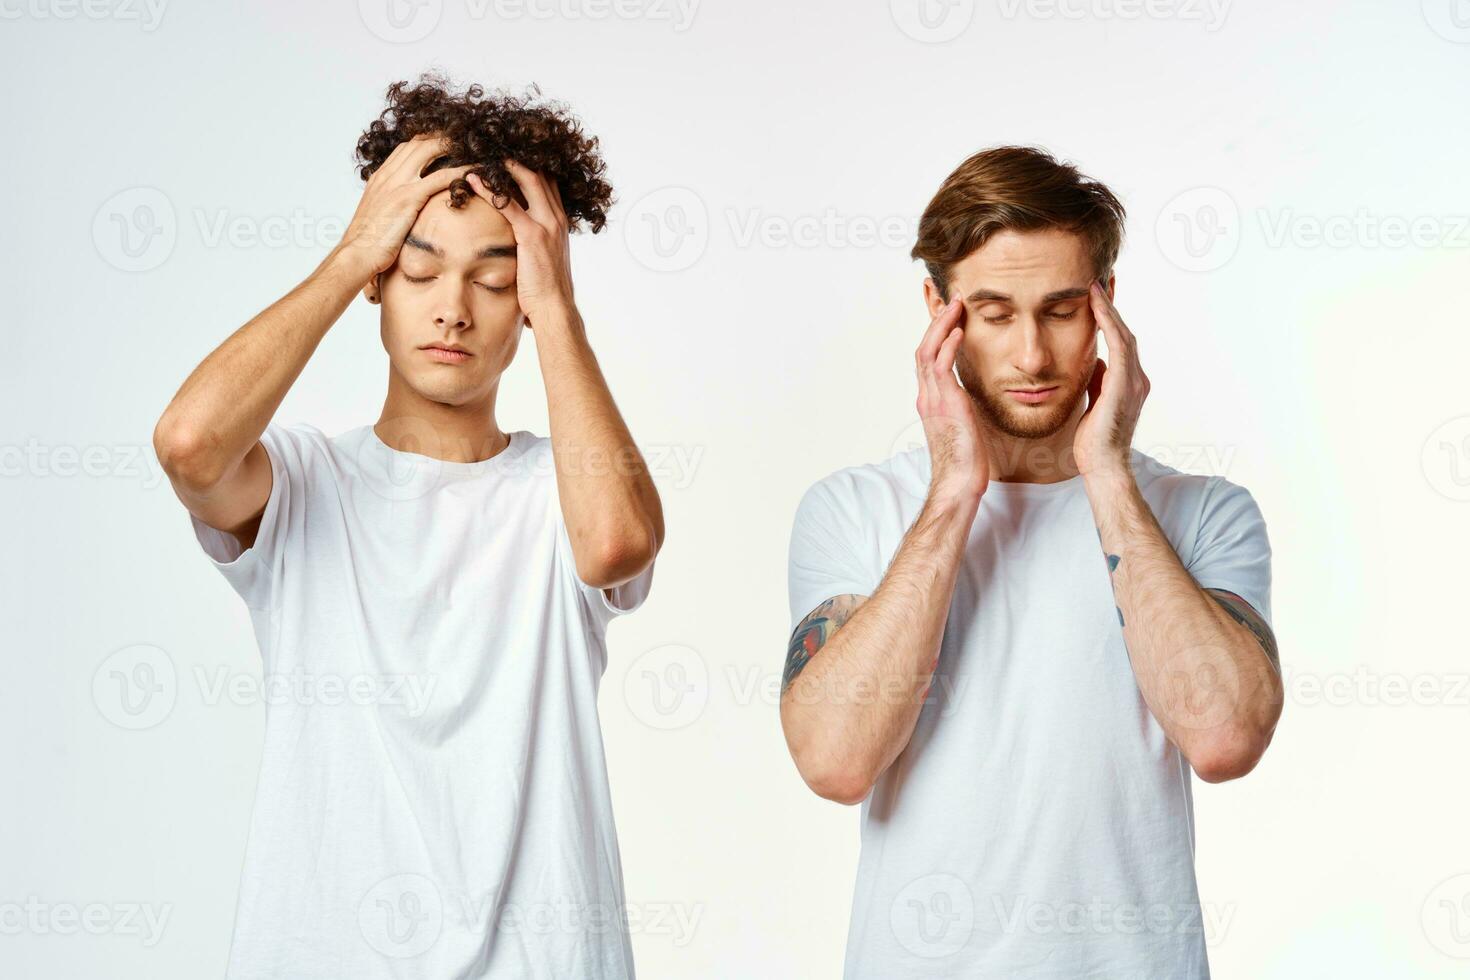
[
  {"left": 1093, "top": 280, "right": 1138, "bottom": 349},
  {"left": 502, "top": 158, "right": 555, "bottom": 221},
  {"left": 936, "top": 326, "right": 963, "bottom": 377},
  {"left": 416, "top": 164, "right": 475, "bottom": 200},
  {"left": 474, "top": 176, "right": 534, "bottom": 232},
  {"left": 1097, "top": 284, "right": 1138, "bottom": 350},
  {"left": 381, "top": 133, "right": 451, "bottom": 184},
  {"left": 1089, "top": 282, "right": 1132, "bottom": 369},
  {"left": 373, "top": 138, "right": 420, "bottom": 181},
  {"left": 375, "top": 134, "right": 437, "bottom": 181},
  {"left": 916, "top": 296, "right": 964, "bottom": 365},
  {"left": 406, "top": 133, "right": 455, "bottom": 179}
]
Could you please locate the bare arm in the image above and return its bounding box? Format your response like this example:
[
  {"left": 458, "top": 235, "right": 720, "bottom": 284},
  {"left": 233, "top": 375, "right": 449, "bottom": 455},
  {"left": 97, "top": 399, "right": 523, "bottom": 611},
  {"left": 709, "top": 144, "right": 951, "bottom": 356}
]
[
  {"left": 1076, "top": 279, "right": 1283, "bottom": 783},
  {"left": 469, "top": 163, "right": 663, "bottom": 589},
  {"left": 152, "top": 136, "right": 472, "bottom": 547},
  {"left": 779, "top": 295, "right": 984, "bottom": 804},
  {"left": 780, "top": 491, "right": 977, "bottom": 804},
  {"left": 151, "top": 249, "right": 367, "bottom": 546},
  {"left": 1089, "top": 473, "right": 1283, "bottom": 782}
]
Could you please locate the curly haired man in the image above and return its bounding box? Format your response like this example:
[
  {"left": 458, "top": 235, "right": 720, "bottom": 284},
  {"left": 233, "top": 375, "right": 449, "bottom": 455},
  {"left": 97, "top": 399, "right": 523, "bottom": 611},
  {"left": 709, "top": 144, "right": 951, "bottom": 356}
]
[{"left": 154, "top": 74, "right": 663, "bottom": 978}]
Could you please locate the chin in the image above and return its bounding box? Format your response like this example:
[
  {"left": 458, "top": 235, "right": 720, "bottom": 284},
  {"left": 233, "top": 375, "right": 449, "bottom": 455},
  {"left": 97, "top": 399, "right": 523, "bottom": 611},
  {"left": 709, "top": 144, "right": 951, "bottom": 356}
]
[
  {"left": 403, "top": 374, "right": 475, "bottom": 407},
  {"left": 978, "top": 386, "right": 1085, "bottom": 439}
]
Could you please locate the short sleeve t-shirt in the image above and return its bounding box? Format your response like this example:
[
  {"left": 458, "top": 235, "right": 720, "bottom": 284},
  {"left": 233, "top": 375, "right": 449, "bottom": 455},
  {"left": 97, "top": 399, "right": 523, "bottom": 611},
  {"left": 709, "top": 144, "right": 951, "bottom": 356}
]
[
  {"left": 786, "top": 446, "right": 1271, "bottom": 980},
  {"left": 189, "top": 421, "right": 655, "bottom": 980}
]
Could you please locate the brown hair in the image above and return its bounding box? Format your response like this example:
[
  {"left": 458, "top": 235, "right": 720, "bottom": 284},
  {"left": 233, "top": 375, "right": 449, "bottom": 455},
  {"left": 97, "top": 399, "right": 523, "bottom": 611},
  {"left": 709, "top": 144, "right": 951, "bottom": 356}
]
[
  {"left": 355, "top": 72, "right": 613, "bottom": 233},
  {"left": 911, "top": 145, "right": 1126, "bottom": 299}
]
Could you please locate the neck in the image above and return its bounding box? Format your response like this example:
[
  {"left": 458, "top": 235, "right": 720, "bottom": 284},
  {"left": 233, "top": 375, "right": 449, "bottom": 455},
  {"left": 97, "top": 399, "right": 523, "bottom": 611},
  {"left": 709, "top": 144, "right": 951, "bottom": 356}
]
[
  {"left": 982, "top": 399, "right": 1087, "bottom": 484},
  {"left": 375, "top": 366, "right": 508, "bottom": 464}
]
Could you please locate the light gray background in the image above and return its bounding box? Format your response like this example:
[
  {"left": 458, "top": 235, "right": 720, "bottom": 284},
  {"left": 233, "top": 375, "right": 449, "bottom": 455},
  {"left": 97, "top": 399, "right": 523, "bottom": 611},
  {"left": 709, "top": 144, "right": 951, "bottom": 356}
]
[{"left": 3, "top": 0, "right": 1468, "bottom": 976}]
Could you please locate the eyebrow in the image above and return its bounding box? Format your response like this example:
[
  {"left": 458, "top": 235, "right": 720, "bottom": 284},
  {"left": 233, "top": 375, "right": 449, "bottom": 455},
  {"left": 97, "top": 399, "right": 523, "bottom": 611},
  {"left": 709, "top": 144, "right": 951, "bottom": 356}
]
[
  {"left": 964, "top": 285, "right": 1090, "bottom": 304},
  {"left": 403, "top": 236, "right": 517, "bottom": 260}
]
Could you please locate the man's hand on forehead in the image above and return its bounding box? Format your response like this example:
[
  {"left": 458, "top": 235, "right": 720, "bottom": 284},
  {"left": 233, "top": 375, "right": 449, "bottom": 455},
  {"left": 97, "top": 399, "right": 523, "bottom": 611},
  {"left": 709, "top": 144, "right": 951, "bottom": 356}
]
[{"left": 337, "top": 132, "right": 475, "bottom": 288}]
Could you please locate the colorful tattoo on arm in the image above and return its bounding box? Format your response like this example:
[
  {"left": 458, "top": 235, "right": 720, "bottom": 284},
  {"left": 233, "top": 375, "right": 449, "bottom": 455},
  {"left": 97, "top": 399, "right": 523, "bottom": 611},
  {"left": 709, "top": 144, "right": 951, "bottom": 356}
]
[
  {"left": 1205, "top": 588, "right": 1280, "bottom": 672},
  {"left": 783, "top": 594, "right": 865, "bottom": 693}
]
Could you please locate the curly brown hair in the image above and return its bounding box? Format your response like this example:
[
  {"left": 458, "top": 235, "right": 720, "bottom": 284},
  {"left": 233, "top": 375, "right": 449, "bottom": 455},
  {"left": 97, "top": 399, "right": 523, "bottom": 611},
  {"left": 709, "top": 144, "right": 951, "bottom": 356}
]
[{"left": 355, "top": 72, "right": 613, "bottom": 233}]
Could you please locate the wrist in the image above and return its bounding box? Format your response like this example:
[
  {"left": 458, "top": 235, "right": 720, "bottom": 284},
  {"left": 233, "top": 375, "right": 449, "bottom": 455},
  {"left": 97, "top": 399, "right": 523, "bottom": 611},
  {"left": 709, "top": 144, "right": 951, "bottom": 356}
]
[
  {"left": 319, "top": 245, "right": 377, "bottom": 291},
  {"left": 524, "top": 295, "right": 580, "bottom": 330},
  {"left": 520, "top": 304, "right": 582, "bottom": 354},
  {"left": 1083, "top": 464, "right": 1139, "bottom": 504},
  {"left": 924, "top": 485, "right": 983, "bottom": 525}
]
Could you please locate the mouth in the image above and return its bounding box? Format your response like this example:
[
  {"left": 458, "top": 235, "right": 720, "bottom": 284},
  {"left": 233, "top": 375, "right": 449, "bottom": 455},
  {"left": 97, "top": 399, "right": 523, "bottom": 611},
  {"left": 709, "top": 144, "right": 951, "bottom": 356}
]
[
  {"left": 1004, "top": 386, "right": 1059, "bottom": 405},
  {"left": 420, "top": 344, "right": 472, "bottom": 364}
]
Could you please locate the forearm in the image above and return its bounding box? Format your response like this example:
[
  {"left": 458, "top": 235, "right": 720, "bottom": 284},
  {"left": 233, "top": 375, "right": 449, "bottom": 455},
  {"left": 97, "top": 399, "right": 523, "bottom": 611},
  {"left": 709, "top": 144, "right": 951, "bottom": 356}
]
[
  {"left": 781, "top": 492, "right": 976, "bottom": 803},
  {"left": 1087, "top": 471, "right": 1282, "bottom": 781},
  {"left": 533, "top": 304, "right": 663, "bottom": 585},
  {"left": 154, "top": 247, "right": 370, "bottom": 487}
]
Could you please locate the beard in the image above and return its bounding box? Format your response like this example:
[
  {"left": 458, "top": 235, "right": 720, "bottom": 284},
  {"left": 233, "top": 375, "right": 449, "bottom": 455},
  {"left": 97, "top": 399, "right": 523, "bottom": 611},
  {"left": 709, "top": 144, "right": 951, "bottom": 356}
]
[{"left": 956, "top": 350, "right": 1096, "bottom": 440}]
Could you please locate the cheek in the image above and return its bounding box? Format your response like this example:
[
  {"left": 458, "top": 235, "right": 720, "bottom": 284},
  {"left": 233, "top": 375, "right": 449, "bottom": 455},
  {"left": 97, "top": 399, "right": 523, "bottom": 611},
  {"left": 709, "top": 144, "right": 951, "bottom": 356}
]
[
  {"left": 955, "top": 336, "right": 995, "bottom": 387},
  {"left": 1065, "top": 330, "right": 1099, "bottom": 379}
]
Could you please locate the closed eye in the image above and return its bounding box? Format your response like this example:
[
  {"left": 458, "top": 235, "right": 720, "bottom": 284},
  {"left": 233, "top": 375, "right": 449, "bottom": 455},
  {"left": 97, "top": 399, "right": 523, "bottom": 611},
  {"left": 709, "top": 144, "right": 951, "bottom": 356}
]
[
  {"left": 984, "top": 311, "right": 1078, "bottom": 324},
  {"left": 403, "top": 273, "right": 511, "bottom": 295}
]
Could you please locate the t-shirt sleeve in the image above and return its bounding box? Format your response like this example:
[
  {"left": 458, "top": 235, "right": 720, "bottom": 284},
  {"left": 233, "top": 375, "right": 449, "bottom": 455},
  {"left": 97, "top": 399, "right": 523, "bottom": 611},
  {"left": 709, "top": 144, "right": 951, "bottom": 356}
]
[
  {"left": 187, "top": 423, "right": 298, "bottom": 612},
  {"left": 1184, "top": 476, "right": 1273, "bottom": 628},
  {"left": 787, "top": 478, "right": 876, "bottom": 635},
  {"left": 553, "top": 507, "right": 656, "bottom": 624}
]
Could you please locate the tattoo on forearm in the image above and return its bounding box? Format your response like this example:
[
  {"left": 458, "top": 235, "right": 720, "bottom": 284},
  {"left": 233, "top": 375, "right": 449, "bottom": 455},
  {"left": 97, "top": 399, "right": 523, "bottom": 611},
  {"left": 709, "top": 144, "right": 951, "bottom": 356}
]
[
  {"left": 783, "top": 595, "right": 863, "bottom": 692},
  {"left": 1099, "top": 525, "right": 1125, "bottom": 627},
  {"left": 1206, "top": 589, "right": 1280, "bottom": 671}
]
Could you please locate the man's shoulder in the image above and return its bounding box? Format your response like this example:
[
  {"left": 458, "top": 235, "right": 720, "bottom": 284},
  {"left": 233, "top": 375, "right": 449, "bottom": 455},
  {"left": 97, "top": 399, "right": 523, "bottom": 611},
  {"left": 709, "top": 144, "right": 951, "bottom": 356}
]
[
  {"left": 797, "top": 445, "right": 930, "bottom": 526},
  {"left": 1131, "top": 448, "right": 1261, "bottom": 532},
  {"left": 811, "top": 444, "right": 928, "bottom": 496},
  {"left": 253, "top": 420, "right": 335, "bottom": 469}
]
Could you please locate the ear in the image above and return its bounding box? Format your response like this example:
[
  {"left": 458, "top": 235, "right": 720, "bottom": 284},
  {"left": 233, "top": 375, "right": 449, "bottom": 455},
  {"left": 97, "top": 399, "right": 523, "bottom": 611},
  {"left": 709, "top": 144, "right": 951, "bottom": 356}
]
[
  {"left": 362, "top": 272, "right": 382, "bottom": 305},
  {"left": 922, "top": 277, "right": 948, "bottom": 320}
]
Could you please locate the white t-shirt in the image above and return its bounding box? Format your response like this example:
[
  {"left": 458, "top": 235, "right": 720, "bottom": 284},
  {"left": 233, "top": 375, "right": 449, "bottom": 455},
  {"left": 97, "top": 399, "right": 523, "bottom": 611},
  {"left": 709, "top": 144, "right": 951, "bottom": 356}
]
[
  {"left": 787, "top": 446, "right": 1271, "bottom": 980},
  {"left": 190, "top": 421, "right": 655, "bottom": 980}
]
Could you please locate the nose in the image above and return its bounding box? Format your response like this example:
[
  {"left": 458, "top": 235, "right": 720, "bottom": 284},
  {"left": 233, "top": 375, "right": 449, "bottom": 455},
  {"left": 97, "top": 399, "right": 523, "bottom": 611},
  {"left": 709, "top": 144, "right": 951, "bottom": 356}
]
[
  {"left": 433, "top": 283, "right": 471, "bottom": 331},
  {"left": 1012, "top": 315, "right": 1052, "bottom": 378},
  {"left": 434, "top": 308, "right": 470, "bottom": 331}
]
